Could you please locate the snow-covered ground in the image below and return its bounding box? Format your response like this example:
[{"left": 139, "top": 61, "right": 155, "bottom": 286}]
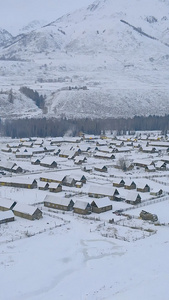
[{"left": 0, "top": 132, "right": 169, "bottom": 299}]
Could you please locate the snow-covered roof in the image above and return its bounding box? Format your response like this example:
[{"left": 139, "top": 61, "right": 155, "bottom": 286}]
[
  {"left": 113, "top": 178, "right": 125, "bottom": 184},
  {"left": 0, "top": 210, "right": 14, "bottom": 222},
  {"left": 49, "top": 182, "right": 61, "bottom": 189},
  {"left": 92, "top": 197, "right": 112, "bottom": 208},
  {"left": 13, "top": 203, "right": 40, "bottom": 215},
  {"left": 146, "top": 165, "right": 156, "bottom": 171},
  {"left": 74, "top": 155, "right": 86, "bottom": 162},
  {"left": 38, "top": 181, "right": 49, "bottom": 188},
  {"left": 0, "top": 177, "right": 36, "bottom": 185},
  {"left": 94, "top": 151, "right": 115, "bottom": 158},
  {"left": 0, "top": 161, "right": 16, "bottom": 169},
  {"left": 125, "top": 191, "right": 141, "bottom": 201},
  {"left": 96, "top": 146, "right": 112, "bottom": 153},
  {"left": 155, "top": 161, "right": 166, "bottom": 168},
  {"left": 124, "top": 179, "right": 136, "bottom": 186},
  {"left": 94, "top": 164, "right": 107, "bottom": 169},
  {"left": 40, "top": 173, "right": 66, "bottom": 182},
  {"left": 74, "top": 200, "right": 90, "bottom": 210},
  {"left": 88, "top": 185, "right": 118, "bottom": 196},
  {"left": 44, "top": 195, "right": 73, "bottom": 206},
  {"left": 40, "top": 157, "right": 57, "bottom": 165},
  {"left": 137, "top": 182, "right": 150, "bottom": 189},
  {"left": 0, "top": 197, "right": 16, "bottom": 209},
  {"left": 59, "top": 149, "right": 77, "bottom": 158}
]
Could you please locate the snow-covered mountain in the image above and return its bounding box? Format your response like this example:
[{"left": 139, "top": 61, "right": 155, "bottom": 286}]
[
  {"left": 0, "top": 0, "right": 169, "bottom": 120},
  {"left": 19, "top": 20, "right": 47, "bottom": 34},
  {"left": 0, "top": 28, "right": 13, "bottom": 47}
]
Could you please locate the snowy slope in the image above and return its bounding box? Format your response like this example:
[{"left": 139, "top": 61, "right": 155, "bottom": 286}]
[
  {"left": 0, "top": 28, "right": 13, "bottom": 47},
  {"left": 0, "top": 0, "right": 169, "bottom": 119}
]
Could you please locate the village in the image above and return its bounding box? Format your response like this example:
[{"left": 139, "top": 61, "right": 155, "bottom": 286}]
[{"left": 0, "top": 131, "right": 169, "bottom": 244}]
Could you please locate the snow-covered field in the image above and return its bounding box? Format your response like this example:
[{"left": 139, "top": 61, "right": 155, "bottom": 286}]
[{"left": 0, "top": 132, "right": 169, "bottom": 299}]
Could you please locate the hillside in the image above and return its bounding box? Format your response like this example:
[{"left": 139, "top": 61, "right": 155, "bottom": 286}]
[{"left": 0, "top": 0, "right": 169, "bottom": 120}]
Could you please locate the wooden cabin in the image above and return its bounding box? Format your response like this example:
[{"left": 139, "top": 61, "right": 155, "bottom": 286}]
[
  {"left": 44, "top": 195, "right": 74, "bottom": 211},
  {"left": 62, "top": 176, "right": 76, "bottom": 187},
  {"left": 15, "top": 152, "right": 33, "bottom": 158},
  {"left": 40, "top": 174, "right": 66, "bottom": 184},
  {"left": 91, "top": 197, "right": 112, "bottom": 213},
  {"left": 11, "top": 165, "right": 23, "bottom": 173},
  {"left": 40, "top": 157, "right": 57, "bottom": 168},
  {"left": 155, "top": 161, "right": 167, "bottom": 171},
  {"left": 94, "top": 165, "right": 108, "bottom": 173},
  {"left": 124, "top": 180, "right": 136, "bottom": 190},
  {"left": 71, "top": 174, "right": 87, "bottom": 184},
  {"left": 49, "top": 183, "right": 62, "bottom": 193},
  {"left": 0, "top": 198, "right": 16, "bottom": 211},
  {"left": 83, "top": 166, "right": 93, "bottom": 173},
  {"left": 31, "top": 158, "right": 41, "bottom": 165},
  {"left": 94, "top": 152, "right": 115, "bottom": 160},
  {"left": 0, "top": 178, "right": 37, "bottom": 189},
  {"left": 73, "top": 200, "right": 91, "bottom": 215},
  {"left": 0, "top": 161, "right": 17, "bottom": 173},
  {"left": 145, "top": 165, "right": 156, "bottom": 172},
  {"left": 113, "top": 179, "right": 125, "bottom": 188},
  {"left": 137, "top": 184, "right": 150, "bottom": 193},
  {"left": 150, "top": 189, "right": 163, "bottom": 196},
  {"left": 13, "top": 203, "right": 42, "bottom": 220},
  {"left": 74, "top": 156, "right": 87, "bottom": 165},
  {"left": 38, "top": 182, "right": 49, "bottom": 191},
  {"left": 0, "top": 210, "right": 15, "bottom": 224},
  {"left": 75, "top": 181, "right": 83, "bottom": 188},
  {"left": 125, "top": 192, "right": 141, "bottom": 205},
  {"left": 88, "top": 186, "right": 120, "bottom": 201}
]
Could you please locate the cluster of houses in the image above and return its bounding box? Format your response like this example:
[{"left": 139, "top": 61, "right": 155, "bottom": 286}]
[
  {"left": 0, "top": 172, "right": 86, "bottom": 191},
  {"left": 0, "top": 132, "right": 169, "bottom": 225},
  {"left": 44, "top": 195, "right": 112, "bottom": 215},
  {"left": 0, "top": 197, "right": 42, "bottom": 224},
  {"left": 1, "top": 133, "right": 169, "bottom": 176}
]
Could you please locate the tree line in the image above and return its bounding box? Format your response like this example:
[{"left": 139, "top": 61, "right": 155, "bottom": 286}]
[
  {"left": 1, "top": 114, "right": 169, "bottom": 138},
  {"left": 19, "top": 86, "right": 45, "bottom": 109}
]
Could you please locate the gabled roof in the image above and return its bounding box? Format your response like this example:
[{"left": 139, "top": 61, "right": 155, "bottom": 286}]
[
  {"left": 40, "top": 157, "right": 57, "bottom": 165},
  {"left": 137, "top": 182, "right": 150, "bottom": 189},
  {"left": 146, "top": 165, "right": 156, "bottom": 171},
  {"left": 124, "top": 179, "right": 136, "bottom": 186},
  {"left": 40, "top": 173, "right": 66, "bottom": 182},
  {"left": 74, "top": 156, "right": 87, "bottom": 163},
  {"left": 13, "top": 203, "right": 40, "bottom": 215},
  {"left": 0, "top": 161, "right": 16, "bottom": 170},
  {"left": 155, "top": 161, "right": 166, "bottom": 168},
  {"left": 125, "top": 191, "right": 141, "bottom": 201},
  {"left": 49, "top": 182, "right": 62, "bottom": 189},
  {"left": 0, "top": 177, "right": 37, "bottom": 185},
  {"left": 44, "top": 195, "right": 73, "bottom": 206},
  {"left": 74, "top": 200, "right": 91, "bottom": 210},
  {"left": 38, "top": 181, "right": 49, "bottom": 188},
  {"left": 0, "top": 210, "right": 14, "bottom": 222},
  {"left": 0, "top": 198, "right": 16, "bottom": 209},
  {"left": 113, "top": 178, "right": 125, "bottom": 184},
  {"left": 94, "top": 164, "right": 107, "bottom": 169},
  {"left": 88, "top": 185, "right": 119, "bottom": 196},
  {"left": 91, "top": 197, "right": 112, "bottom": 208},
  {"left": 59, "top": 149, "right": 77, "bottom": 158},
  {"left": 69, "top": 173, "right": 86, "bottom": 182},
  {"left": 94, "top": 151, "right": 115, "bottom": 158}
]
